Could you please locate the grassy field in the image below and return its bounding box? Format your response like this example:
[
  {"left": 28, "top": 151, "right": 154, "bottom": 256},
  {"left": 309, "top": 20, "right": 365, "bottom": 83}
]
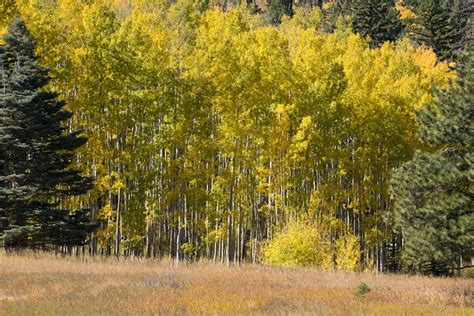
[{"left": 0, "top": 253, "right": 473, "bottom": 315}]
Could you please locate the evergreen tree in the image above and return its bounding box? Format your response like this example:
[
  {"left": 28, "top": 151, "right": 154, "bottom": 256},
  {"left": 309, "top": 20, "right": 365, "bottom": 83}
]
[
  {"left": 0, "top": 23, "right": 33, "bottom": 246},
  {"left": 265, "top": 0, "right": 294, "bottom": 25},
  {"left": 406, "top": 0, "right": 469, "bottom": 61},
  {"left": 321, "top": 0, "right": 353, "bottom": 33},
  {"left": 351, "top": 0, "right": 402, "bottom": 47},
  {"left": 390, "top": 46, "right": 474, "bottom": 275},
  {"left": 0, "top": 18, "right": 94, "bottom": 250}
]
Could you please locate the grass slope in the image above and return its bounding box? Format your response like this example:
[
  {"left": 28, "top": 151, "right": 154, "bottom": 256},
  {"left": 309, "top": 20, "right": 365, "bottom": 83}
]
[{"left": 0, "top": 253, "right": 473, "bottom": 315}]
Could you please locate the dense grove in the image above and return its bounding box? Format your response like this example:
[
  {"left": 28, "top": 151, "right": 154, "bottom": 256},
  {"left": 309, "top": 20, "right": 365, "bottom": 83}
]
[{"left": 0, "top": 0, "right": 472, "bottom": 275}]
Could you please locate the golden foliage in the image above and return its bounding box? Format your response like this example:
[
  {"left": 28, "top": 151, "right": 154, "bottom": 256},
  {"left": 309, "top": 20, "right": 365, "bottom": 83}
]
[
  {"left": 2, "top": 1, "right": 454, "bottom": 267},
  {"left": 263, "top": 221, "right": 332, "bottom": 267}
]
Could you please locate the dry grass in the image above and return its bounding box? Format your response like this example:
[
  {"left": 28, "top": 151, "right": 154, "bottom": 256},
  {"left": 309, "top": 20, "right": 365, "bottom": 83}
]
[{"left": 0, "top": 252, "right": 473, "bottom": 315}]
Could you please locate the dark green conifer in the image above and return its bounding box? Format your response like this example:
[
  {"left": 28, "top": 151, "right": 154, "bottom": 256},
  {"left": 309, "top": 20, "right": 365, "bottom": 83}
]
[
  {"left": 0, "top": 18, "right": 94, "bottom": 250},
  {"left": 390, "top": 46, "right": 474, "bottom": 275},
  {"left": 265, "top": 0, "right": 294, "bottom": 25},
  {"left": 351, "top": 0, "right": 402, "bottom": 47},
  {"left": 406, "top": 0, "right": 469, "bottom": 61}
]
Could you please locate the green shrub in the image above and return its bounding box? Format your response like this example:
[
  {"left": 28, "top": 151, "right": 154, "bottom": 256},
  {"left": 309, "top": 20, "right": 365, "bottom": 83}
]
[{"left": 356, "top": 282, "right": 370, "bottom": 296}]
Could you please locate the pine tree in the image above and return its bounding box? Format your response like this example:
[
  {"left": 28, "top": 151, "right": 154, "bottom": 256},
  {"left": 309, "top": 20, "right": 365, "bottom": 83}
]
[
  {"left": 0, "top": 25, "right": 33, "bottom": 246},
  {"left": 320, "top": 0, "right": 353, "bottom": 33},
  {"left": 390, "top": 46, "right": 474, "bottom": 275},
  {"left": 351, "top": 0, "right": 402, "bottom": 47},
  {"left": 406, "top": 0, "right": 469, "bottom": 61},
  {"left": 0, "top": 18, "right": 94, "bottom": 250},
  {"left": 265, "top": 0, "right": 294, "bottom": 25}
]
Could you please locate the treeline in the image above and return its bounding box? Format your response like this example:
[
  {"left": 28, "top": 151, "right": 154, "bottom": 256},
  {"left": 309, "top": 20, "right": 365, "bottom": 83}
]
[{"left": 0, "top": 0, "right": 472, "bottom": 275}]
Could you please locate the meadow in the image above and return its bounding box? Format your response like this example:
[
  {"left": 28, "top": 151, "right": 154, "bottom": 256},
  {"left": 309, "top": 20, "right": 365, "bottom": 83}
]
[{"left": 0, "top": 253, "right": 473, "bottom": 315}]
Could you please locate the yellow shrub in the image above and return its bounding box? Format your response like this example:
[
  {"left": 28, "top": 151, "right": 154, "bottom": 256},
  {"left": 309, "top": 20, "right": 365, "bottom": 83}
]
[
  {"left": 263, "top": 222, "right": 331, "bottom": 267},
  {"left": 335, "top": 233, "right": 361, "bottom": 271}
]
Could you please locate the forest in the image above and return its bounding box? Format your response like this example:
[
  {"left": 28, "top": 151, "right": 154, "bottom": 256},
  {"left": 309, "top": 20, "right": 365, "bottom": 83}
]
[{"left": 0, "top": 0, "right": 472, "bottom": 277}]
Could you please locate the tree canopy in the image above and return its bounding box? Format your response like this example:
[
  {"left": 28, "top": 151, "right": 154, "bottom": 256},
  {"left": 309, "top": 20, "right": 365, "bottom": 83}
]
[{"left": 0, "top": 0, "right": 470, "bottom": 275}]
